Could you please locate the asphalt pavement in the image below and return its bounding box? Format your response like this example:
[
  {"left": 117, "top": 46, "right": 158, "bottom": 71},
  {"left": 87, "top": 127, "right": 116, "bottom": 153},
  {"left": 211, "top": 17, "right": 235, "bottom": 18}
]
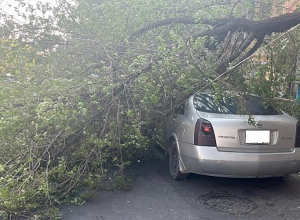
[{"left": 61, "top": 157, "right": 300, "bottom": 220}]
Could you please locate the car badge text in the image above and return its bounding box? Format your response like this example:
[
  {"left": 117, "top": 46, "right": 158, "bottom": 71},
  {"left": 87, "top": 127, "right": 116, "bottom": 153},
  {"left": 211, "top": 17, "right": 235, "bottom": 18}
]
[{"left": 256, "top": 122, "right": 263, "bottom": 127}]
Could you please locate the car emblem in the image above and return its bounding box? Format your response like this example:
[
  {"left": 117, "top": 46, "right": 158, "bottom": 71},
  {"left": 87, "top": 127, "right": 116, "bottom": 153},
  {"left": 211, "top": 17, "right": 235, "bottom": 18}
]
[{"left": 256, "top": 122, "right": 263, "bottom": 128}]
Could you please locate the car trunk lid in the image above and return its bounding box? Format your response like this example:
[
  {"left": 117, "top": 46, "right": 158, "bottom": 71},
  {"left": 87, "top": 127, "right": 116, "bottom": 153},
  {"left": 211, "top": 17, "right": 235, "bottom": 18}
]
[{"left": 197, "top": 112, "right": 297, "bottom": 153}]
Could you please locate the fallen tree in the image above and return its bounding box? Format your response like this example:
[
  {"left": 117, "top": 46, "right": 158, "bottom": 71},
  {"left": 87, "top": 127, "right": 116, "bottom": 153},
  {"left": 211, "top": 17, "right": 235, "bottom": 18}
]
[{"left": 0, "top": 0, "right": 300, "bottom": 219}]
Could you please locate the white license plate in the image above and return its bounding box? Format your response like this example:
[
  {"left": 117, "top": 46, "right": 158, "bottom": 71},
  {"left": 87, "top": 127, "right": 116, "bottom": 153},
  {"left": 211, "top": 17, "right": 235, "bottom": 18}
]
[{"left": 245, "top": 130, "right": 270, "bottom": 144}]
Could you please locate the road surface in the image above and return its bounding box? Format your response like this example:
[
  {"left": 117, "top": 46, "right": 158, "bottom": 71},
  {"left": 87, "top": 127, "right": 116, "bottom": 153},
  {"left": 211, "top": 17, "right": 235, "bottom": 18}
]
[{"left": 61, "top": 157, "right": 300, "bottom": 220}]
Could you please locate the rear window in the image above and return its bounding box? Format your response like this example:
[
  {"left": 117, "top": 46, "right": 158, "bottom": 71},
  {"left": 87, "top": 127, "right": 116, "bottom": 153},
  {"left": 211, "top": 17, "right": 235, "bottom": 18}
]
[{"left": 193, "top": 93, "right": 281, "bottom": 115}]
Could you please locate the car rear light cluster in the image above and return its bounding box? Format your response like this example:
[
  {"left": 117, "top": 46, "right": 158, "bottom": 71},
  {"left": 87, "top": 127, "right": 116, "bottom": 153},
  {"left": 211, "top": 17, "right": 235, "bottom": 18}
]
[
  {"left": 194, "top": 118, "right": 217, "bottom": 147},
  {"left": 295, "top": 121, "right": 300, "bottom": 148}
]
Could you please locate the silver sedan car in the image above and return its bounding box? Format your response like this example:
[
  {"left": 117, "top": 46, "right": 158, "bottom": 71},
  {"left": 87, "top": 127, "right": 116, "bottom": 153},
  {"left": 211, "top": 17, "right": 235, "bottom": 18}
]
[{"left": 166, "top": 92, "right": 300, "bottom": 179}]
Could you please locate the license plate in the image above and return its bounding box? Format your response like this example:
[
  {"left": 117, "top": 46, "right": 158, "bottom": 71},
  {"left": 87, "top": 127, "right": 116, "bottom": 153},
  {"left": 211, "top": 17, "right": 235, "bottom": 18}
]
[{"left": 245, "top": 130, "right": 270, "bottom": 144}]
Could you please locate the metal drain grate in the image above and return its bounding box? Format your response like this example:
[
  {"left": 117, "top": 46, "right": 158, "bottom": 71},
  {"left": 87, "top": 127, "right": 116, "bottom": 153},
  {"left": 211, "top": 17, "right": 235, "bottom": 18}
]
[{"left": 198, "top": 193, "right": 258, "bottom": 215}]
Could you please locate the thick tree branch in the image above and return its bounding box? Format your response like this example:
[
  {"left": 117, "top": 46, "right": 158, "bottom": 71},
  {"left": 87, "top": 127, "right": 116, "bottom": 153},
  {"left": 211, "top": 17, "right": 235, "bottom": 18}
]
[
  {"left": 190, "top": 11, "right": 300, "bottom": 41},
  {"left": 128, "top": 16, "right": 197, "bottom": 41},
  {"left": 130, "top": 12, "right": 300, "bottom": 43},
  {"left": 242, "top": 35, "right": 265, "bottom": 61},
  {"left": 128, "top": 11, "right": 300, "bottom": 76},
  {"left": 229, "top": 34, "right": 255, "bottom": 63},
  {"left": 191, "top": 12, "right": 300, "bottom": 39}
]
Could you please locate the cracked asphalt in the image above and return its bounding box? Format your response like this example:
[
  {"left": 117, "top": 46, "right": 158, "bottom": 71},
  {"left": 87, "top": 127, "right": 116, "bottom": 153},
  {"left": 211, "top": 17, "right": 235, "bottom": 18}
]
[{"left": 61, "top": 157, "right": 300, "bottom": 220}]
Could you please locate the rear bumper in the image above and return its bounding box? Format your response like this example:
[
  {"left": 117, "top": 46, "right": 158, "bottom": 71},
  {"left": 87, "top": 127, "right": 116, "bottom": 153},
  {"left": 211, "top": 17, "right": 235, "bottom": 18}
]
[{"left": 179, "top": 142, "right": 300, "bottom": 178}]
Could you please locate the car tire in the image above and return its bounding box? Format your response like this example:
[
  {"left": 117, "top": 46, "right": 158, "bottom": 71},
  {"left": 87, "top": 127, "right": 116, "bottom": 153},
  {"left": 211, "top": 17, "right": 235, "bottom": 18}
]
[{"left": 169, "top": 141, "right": 189, "bottom": 180}]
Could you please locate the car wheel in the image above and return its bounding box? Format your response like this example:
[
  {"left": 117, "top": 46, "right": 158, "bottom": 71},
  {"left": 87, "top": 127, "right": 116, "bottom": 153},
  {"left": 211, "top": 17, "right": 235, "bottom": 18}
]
[{"left": 169, "top": 141, "right": 189, "bottom": 180}]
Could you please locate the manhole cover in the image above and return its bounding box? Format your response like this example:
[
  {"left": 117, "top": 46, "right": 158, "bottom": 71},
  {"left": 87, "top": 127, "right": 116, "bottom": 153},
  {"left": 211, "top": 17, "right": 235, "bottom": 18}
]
[{"left": 198, "top": 193, "right": 258, "bottom": 215}]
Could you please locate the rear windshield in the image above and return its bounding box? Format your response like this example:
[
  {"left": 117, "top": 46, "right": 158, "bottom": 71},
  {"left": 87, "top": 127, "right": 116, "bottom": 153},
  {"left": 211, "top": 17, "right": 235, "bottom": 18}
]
[{"left": 193, "top": 93, "right": 281, "bottom": 115}]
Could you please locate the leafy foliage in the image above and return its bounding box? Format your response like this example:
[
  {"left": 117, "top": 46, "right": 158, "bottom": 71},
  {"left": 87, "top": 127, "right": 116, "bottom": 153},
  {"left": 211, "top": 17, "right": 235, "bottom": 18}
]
[{"left": 0, "top": 0, "right": 299, "bottom": 218}]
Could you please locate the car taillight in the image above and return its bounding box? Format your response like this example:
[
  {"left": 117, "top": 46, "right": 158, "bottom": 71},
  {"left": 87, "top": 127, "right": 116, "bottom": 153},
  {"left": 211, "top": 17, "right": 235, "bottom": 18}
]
[
  {"left": 295, "top": 121, "right": 300, "bottom": 148},
  {"left": 194, "top": 119, "right": 217, "bottom": 147}
]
